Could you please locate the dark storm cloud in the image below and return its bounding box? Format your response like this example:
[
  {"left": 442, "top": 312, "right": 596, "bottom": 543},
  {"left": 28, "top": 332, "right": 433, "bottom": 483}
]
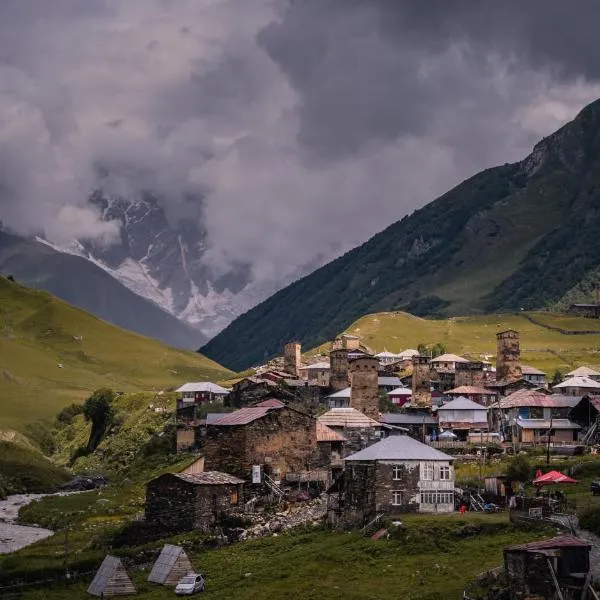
[{"left": 0, "top": 0, "right": 599, "bottom": 288}]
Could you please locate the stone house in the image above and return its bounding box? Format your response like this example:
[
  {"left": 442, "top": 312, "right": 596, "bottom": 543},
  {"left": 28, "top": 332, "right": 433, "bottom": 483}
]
[
  {"left": 145, "top": 471, "right": 244, "bottom": 533},
  {"left": 436, "top": 396, "right": 489, "bottom": 440},
  {"left": 569, "top": 303, "right": 600, "bottom": 318},
  {"left": 504, "top": 536, "right": 592, "bottom": 600},
  {"left": 380, "top": 412, "right": 437, "bottom": 441},
  {"left": 316, "top": 421, "right": 346, "bottom": 478},
  {"left": 201, "top": 402, "right": 319, "bottom": 481},
  {"left": 228, "top": 376, "right": 296, "bottom": 408},
  {"left": 430, "top": 353, "right": 469, "bottom": 372},
  {"left": 520, "top": 365, "right": 547, "bottom": 387},
  {"left": 175, "top": 382, "right": 230, "bottom": 426},
  {"left": 299, "top": 361, "right": 331, "bottom": 386},
  {"left": 553, "top": 376, "right": 600, "bottom": 396},
  {"left": 334, "top": 435, "right": 455, "bottom": 527},
  {"left": 444, "top": 385, "right": 498, "bottom": 407},
  {"left": 318, "top": 407, "right": 383, "bottom": 455}
]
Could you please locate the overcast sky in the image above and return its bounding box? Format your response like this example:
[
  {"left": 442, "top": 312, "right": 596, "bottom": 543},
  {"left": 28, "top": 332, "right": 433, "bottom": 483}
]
[{"left": 1, "top": 0, "right": 600, "bottom": 283}]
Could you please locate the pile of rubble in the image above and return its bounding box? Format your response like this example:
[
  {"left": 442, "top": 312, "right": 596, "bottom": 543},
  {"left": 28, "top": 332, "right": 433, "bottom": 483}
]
[{"left": 229, "top": 497, "right": 326, "bottom": 541}]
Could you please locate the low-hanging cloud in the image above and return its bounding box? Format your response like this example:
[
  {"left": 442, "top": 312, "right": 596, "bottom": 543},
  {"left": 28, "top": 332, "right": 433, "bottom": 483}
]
[{"left": 1, "top": 0, "right": 600, "bottom": 284}]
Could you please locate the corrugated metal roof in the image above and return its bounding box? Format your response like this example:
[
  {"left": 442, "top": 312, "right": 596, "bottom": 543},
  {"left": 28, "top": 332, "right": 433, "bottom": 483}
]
[
  {"left": 378, "top": 376, "right": 403, "bottom": 386},
  {"left": 498, "top": 390, "right": 557, "bottom": 409},
  {"left": 210, "top": 406, "right": 281, "bottom": 426},
  {"left": 439, "top": 396, "right": 488, "bottom": 411},
  {"left": 318, "top": 408, "right": 380, "bottom": 428},
  {"left": 516, "top": 418, "right": 581, "bottom": 430},
  {"left": 387, "top": 387, "right": 412, "bottom": 396},
  {"left": 521, "top": 365, "right": 547, "bottom": 375},
  {"left": 506, "top": 536, "right": 591, "bottom": 552},
  {"left": 567, "top": 366, "right": 600, "bottom": 377},
  {"left": 345, "top": 435, "right": 454, "bottom": 462},
  {"left": 431, "top": 354, "right": 469, "bottom": 363},
  {"left": 173, "top": 471, "right": 245, "bottom": 485},
  {"left": 254, "top": 398, "right": 285, "bottom": 408},
  {"left": 316, "top": 421, "right": 347, "bottom": 442},
  {"left": 380, "top": 413, "right": 436, "bottom": 425},
  {"left": 327, "top": 387, "right": 352, "bottom": 399},
  {"left": 446, "top": 386, "right": 497, "bottom": 395},
  {"left": 176, "top": 382, "right": 230, "bottom": 394},
  {"left": 554, "top": 376, "right": 600, "bottom": 389}
]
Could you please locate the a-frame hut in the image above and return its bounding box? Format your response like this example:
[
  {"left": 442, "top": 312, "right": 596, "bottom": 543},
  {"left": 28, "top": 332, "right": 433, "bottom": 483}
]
[
  {"left": 148, "top": 544, "right": 194, "bottom": 586},
  {"left": 87, "top": 555, "right": 136, "bottom": 597}
]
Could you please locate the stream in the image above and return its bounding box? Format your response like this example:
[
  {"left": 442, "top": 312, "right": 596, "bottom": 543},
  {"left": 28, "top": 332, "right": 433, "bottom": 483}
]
[{"left": 0, "top": 494, "right": 54, "bottom": 554}]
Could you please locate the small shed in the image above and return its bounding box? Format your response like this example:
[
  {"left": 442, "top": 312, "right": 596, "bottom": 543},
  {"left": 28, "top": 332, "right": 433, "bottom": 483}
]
[
  {"left": 148, "top": 544, "right": 194, "bottom": 586},
  {"left": 87, "top": 555, "right": 136, "bottom": 597}
]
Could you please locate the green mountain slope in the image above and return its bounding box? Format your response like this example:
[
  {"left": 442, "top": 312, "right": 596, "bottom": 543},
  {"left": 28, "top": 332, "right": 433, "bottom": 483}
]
[
  {"left": 202, "top": 98, "right": 600, "bottom": 370},
  {"left": 0, "top": 231, "right": 206, "bottom": 349},
  {"left": 0, "top": 276, "right": 231, "bottom": 437}
]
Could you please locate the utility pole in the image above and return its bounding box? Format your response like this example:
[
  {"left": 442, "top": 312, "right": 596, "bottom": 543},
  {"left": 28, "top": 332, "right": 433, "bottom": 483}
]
[{"left": 546, "top": 416, "right": 553, "bottom": 466}]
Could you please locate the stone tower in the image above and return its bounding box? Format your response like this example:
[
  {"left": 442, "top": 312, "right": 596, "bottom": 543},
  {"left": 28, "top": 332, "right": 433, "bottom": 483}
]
[
  {"left": 454, "top": 361, "right": 485, "bottom": 388},
  {"left": 283, "top": 341, "right": 301, "bottom": 377},
  {"left": 349, "top": 356, "right": 380, "bottom": 421},
  {"left": 496, "top": 330, "right": 522, "bottom": 382},
  {"left": 329, "top": 348, "right": 350, "bottom": 392},
  {"left": 412, "top": 356, "right": 432, "bottom": 407}
]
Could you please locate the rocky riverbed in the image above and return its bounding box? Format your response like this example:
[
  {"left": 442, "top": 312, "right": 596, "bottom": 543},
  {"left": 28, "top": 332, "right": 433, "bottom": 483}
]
[{"left": 0, "top": 494, "right": 54, "bottom": 553}]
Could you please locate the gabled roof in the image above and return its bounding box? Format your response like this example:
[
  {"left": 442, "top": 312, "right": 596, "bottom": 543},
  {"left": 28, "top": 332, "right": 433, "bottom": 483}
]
[
  {"left": 446, "top": 386, "right": 497, "bottom": 395},
  {"left": 516, "top": 418, "right": 581, "bottom": 430},
  {"left": 88, "top": 555, "right": 136, "bottom": 596},
  {"left": 318, "top": 408, "right": 380, "bottom": 428},
  {"left": 316, "top": 421, "right": 347, "bottom": 442},
  {"left": 387, "top": 387, "right": 412, "bottom": 396},
  {"left": 498, "top": 389, "right": 555, "bottom": 409},
  {"left": 375, "top": 350, "right": 399, "bottom": 358},
  {"left": 521, "top": 365, "right": 547, "bottom": 376},
  {"left": 506, "top": 536, "right": 591, "bottom": 552},
  {"left": 327, "top": 387, "right": 352, "bottom": 399},
  {"left": 345, "top": 435, "right": 454, "bottom": 462},
  {"left": 148, "top": 544, "right": 190, "bottom": 584},
  {"left": 554, "top": 376, "right": 600, "bottom": 389},
  {"left": 431, "top": 354, "right": 469, "bottom": 363},
  {"left": 380, "top": 413, "right": 436, "bottom": 425},
  {"left": 398, "top": 349, "right": 419, "bottom": 359},
  {"left": 567, "top": 366, "right": 600, "bottom": 378},
  {"left": 378, "top": 376, "right": 403, "bottom": 386},
  {"left": 439, "top": 396, "right": 488, "bottom": 411},
  {"left": 254, "top": 398, "right": 285, "bottom": 408},
  {"left": 176, "top": 382, "right": 230, "bottom": 394},
  {"left": 299, "top": 361, "right": 330, "bottom": 370},
  {"left": 172, "top": 471, "right": 245, "bottom": 485},
  {"left": 210, "top": 405, "right": 282, "bottom": 426}
]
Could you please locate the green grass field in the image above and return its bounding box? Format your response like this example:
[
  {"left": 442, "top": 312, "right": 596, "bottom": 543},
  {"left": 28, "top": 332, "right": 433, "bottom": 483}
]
[
  {"left": 308, "top": 310, "right": 600, "bottom": 374},
  {"left": 0, "top": 277, "right": 232, "bottom": 438}
]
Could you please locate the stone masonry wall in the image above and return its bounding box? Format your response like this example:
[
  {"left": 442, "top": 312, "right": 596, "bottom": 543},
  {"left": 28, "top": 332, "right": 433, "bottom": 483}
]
[
  {"left": 496, "top": 330, "right": 522, "bottom": 382},
  {"left": 454, "top": 362, "right": 485, "bottom": 388},
  {"left": 412, "top": 356, "right": 432, "bottom": 407},
  {"left": 349, "top": 356, "right": 380, "bottom": 421},
  {"left": 330, "top": 349, "right": 350, "bottom": 392}
]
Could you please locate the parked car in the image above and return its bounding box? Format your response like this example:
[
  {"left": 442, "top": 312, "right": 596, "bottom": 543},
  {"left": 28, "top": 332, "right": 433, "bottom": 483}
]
[
  {"left": 175, "top": 573, "right": 205, "bottom": 595},
  {"left": 591, "top": 481, "right": 600, "bottom": 496}
]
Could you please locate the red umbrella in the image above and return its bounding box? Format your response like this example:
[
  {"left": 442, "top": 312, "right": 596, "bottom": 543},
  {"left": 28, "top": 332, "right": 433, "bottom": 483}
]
[
  {"left": 535, "top": 469, "right": 542, "bottom": 479},
  {"left": 533, "top": 470, "right": 578, "bottom": 486}
]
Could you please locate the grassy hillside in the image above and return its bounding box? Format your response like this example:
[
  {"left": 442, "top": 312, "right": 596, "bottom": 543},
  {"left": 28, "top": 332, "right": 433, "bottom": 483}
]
[
  {"left": 202, "top": 98, "right": 600, "bottom": 370},
  {"left": 317, "top": 311, "right": 600, "bottom": 374},
  {"left": 0, "top": 231, "right": 206, "bottom": 349},
  {"left": 0, "top": 277, "right": 232, "bottom": 439}
]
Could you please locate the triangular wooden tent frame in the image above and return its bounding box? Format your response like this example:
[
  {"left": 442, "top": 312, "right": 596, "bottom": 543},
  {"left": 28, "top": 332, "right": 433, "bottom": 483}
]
[
  {"left": 87, "top": 555, "right": 136, "bottom": 596},
  {"left": 147, "top": 544, "right": 194, "bottom": 586}
]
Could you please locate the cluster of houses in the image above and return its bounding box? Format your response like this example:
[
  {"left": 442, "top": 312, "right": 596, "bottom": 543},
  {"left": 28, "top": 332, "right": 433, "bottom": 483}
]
[{"left": 145, "top": 330, "right": 600, "bottom": 531}]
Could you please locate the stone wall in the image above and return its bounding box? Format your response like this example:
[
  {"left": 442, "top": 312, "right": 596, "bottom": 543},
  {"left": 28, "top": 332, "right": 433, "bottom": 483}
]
[
  {"left": 496, "top": 330, "right": 522, "bottom": 382},
  {"left": 412, "top": 356, "right": 432, "bottom": 407},
  {"left": 349, "top": 356, "right": 380, "bottom": 421},
  {"left": 330, "top": 349, "right": 349, "bottom": 392},
  {"left": 454, "top": 361, "right": 485, "bottom": 388},
  {"left": 145, "top": 474, "right": 241, "bottom": 533},
  {"left": 203, "top": 407, "right": 319, "bottom": 480},
  {"left": 284, "top": 341, "right": 301, "bottom": 377}
]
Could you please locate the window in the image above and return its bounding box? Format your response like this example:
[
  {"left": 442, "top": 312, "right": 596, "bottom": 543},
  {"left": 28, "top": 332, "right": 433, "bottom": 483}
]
[
  {"left": 420, "top": 492, "right": 454, "bottom": 504},
  {"left": 422, "top": 463, "right": 434, "bottom": 480},
  {"left": 392, "top": 490, "right": 403, "bottom": 506},
  {"left": 440, "top": 465, "right": 451, "bottom": 481},
  {"left": 392, "top": 465, "right": 403, "bottom": 480}
]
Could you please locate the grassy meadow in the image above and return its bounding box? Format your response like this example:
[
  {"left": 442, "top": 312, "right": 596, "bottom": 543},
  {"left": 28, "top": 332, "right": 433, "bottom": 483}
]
[
  {"left": 307, "top": 310, "right": 600, "bottom": 374},
  {"left": 0, "top": 277, "right": 232, "bottom": 438}
]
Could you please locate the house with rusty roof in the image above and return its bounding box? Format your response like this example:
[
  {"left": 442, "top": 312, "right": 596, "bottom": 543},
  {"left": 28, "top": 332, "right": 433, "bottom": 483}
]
[
  {"left": 504, "top": 536, "right": 592, "bottom": 600},
  {"left": 444, "top": 385, "right": 498, "bottom": 407},
  {"left": 201, "top": 401, "right": 321, "bottom": 483},
  {"left": 318, "top": 408, "right": 383, "bottom": 455},
  {"left": 145, "top": 471, "right": 244, "bottom": 533}
]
